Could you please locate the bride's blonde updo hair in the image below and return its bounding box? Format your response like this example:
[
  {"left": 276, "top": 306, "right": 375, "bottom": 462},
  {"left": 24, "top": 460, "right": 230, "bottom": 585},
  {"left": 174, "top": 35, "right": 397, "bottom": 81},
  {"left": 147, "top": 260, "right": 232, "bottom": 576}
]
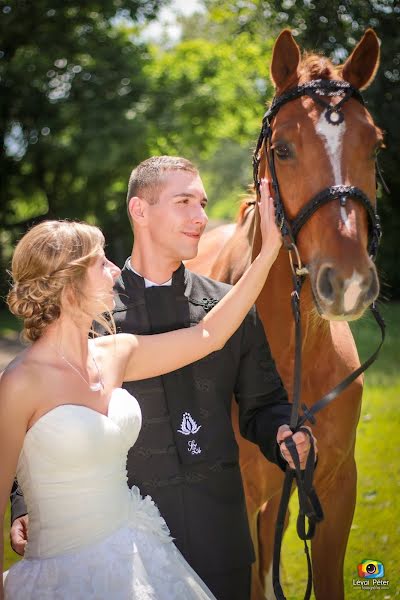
[{"left": 7, "top": 220, "right": 108, "bottom": 342}]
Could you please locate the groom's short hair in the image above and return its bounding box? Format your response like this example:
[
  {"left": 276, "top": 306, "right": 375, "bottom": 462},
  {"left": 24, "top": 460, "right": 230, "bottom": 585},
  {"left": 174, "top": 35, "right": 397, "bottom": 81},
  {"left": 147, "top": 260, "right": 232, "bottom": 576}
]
[{"left": 127, "top": 156, "right": 198, "bottom": 211}]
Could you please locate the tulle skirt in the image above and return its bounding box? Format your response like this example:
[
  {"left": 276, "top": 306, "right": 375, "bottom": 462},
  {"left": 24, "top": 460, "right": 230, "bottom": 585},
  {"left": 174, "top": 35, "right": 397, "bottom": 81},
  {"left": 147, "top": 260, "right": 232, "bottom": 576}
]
[{"left": 4, "top": 488, "right": 216, "bottom": 600}]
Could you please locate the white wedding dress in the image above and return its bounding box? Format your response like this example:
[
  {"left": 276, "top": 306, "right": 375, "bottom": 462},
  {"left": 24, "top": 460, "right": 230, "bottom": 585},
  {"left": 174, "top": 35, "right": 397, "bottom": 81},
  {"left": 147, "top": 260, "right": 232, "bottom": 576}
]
[{"left": 3, "top": 388, "right": 216, "bottom": 599}]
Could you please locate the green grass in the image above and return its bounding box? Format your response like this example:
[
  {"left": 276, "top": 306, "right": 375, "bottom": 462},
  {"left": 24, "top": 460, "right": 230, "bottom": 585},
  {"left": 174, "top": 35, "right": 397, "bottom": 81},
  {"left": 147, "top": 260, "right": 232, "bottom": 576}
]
[{"left": 2, "top": 304, "right": 400, "bottom": 595}]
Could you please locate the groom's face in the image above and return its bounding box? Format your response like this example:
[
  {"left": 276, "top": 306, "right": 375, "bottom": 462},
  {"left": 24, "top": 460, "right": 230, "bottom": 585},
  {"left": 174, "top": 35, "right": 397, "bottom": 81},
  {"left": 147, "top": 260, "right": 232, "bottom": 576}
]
[{"left": 145, "top": 170, "right": 208, "bottom": 261}]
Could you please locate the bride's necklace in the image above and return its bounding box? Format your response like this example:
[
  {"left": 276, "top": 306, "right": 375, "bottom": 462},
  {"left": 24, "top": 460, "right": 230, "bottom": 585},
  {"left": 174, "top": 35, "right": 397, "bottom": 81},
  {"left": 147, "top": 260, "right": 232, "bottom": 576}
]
[{"left": 52, "top": 344, "right": 104, "bottom": 392}]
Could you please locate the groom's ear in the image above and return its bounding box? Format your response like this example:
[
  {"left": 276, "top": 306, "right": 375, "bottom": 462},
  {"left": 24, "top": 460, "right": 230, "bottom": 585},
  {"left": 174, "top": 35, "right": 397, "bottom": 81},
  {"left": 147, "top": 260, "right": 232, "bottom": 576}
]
[{"left": 128, "top": 196, "right": 147, "bottom": 227}]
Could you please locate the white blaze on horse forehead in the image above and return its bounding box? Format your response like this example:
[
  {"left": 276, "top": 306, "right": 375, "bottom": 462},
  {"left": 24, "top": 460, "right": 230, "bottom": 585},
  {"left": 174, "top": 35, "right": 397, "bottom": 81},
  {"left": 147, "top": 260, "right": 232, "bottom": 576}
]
[
  {"left": 343, "top": 271, "right": 364, "bottom": 313},
  {"left": 315, "top": 111, "right": 351, "bottom": 231}
]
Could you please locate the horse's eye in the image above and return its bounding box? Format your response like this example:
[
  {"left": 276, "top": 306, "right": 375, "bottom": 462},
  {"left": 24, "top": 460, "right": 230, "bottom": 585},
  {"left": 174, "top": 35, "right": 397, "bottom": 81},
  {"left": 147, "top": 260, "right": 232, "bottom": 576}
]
[{"left": 274, "top": 143, "right": 292, "bottom": 160}]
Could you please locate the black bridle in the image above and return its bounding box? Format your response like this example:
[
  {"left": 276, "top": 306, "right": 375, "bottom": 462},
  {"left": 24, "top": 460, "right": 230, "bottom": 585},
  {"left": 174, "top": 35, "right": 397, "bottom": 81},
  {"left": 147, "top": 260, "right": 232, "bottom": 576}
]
[
  {"left": 253, "top": 78, "right": 383, "bottom": 259},
  {"left": 252, "top": 79, "right": 386, "bottom": 600}
]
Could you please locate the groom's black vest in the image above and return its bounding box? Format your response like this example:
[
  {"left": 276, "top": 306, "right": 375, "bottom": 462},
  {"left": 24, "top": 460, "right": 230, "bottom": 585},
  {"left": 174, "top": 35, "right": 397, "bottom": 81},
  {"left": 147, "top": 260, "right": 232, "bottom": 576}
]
[{"left": 114, "top": 262, "right": 291, "bottom": 576}]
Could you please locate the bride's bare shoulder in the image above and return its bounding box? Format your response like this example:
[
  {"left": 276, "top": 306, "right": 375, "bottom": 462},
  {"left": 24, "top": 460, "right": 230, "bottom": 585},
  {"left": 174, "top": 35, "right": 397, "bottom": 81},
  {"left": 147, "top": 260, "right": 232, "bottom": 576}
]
[
  {"left": 0, "top": 346, "right": 50, "bottom": 402},
  {"left": 0, "top": 350, "right": 40, "bottom": 421},
  {"left": 1, "top": 346, "right": 32, "bottom": 383}
]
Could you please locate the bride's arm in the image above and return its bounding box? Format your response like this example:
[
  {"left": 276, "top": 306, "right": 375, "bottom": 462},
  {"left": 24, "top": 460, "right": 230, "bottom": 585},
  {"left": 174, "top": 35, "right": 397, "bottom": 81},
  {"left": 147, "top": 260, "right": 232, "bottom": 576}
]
[
  {"left": 0, "top": 370, "right": 31, "bottom": 599},
  {"left": 100, "top": 180, "right": 281, "bottom": 383}
]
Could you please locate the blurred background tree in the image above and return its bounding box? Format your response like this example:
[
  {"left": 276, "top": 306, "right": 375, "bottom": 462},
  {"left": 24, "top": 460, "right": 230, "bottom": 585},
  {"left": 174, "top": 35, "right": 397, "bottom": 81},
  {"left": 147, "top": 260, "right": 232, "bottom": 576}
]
[
  {"left": 143, "top": 31, "right": 273, "bottom": 218},
  {"left": 1, "top": 0, "right": 399, "bottom": 300},
  {"left": 0, "top": 0, "right": 169, "bottom": 280}
]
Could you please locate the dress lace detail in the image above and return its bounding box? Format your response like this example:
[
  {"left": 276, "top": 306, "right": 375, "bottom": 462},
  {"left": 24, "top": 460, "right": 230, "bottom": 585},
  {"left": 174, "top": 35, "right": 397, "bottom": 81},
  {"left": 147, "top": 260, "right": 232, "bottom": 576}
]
[
  {"left": 3, "top": 389, "right": 216, "bottom": 599},
  {"left": 127, "top": 486, "right": 171, "bottom": 544}
]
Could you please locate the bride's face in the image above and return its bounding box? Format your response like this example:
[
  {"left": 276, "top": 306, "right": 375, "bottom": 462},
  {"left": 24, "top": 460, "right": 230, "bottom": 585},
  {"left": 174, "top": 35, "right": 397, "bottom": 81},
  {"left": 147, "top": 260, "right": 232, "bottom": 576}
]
[{"left": 83, "top": 253, "right": 121, "bottom": 314}]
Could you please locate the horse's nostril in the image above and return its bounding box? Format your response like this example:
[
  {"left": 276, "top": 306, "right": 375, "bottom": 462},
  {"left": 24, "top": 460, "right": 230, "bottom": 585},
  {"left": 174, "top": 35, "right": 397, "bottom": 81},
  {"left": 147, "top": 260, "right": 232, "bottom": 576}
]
[{"left": 317, "top": 266, "right": 336, "bottom": 302}]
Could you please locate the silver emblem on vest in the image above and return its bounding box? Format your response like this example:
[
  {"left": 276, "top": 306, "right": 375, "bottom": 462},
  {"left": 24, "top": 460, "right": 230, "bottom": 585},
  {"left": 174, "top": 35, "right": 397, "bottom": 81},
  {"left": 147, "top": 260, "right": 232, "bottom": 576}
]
[{"left": 177, "top": 412, "right": 201, "bottom": 435}]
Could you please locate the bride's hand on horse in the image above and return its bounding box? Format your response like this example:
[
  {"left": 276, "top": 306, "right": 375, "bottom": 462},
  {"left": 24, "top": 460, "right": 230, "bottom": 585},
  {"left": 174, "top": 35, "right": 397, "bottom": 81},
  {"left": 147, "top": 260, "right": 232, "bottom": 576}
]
[
  {"left": 258, "top": 177, "right": 282, "bottom": 261},
  {"left": 276, "top": 425, "right": 318, "bottom": 470}
]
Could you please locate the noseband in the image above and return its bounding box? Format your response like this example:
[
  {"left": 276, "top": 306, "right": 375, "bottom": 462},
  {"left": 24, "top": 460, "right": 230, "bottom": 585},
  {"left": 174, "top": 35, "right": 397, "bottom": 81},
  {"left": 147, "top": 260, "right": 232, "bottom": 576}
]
[
  {"left": 252, "top": 78, "right": 383, "bottom": 266},
  {"left": 252, "top": 80, "right": 387, "bottom": 600}
]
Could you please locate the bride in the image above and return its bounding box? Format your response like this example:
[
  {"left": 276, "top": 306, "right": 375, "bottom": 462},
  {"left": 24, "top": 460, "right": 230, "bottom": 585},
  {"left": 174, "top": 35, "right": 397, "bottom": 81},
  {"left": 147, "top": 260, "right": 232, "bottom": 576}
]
[{"left": 1, "top": 180, "right": 285, "bottom": 599}]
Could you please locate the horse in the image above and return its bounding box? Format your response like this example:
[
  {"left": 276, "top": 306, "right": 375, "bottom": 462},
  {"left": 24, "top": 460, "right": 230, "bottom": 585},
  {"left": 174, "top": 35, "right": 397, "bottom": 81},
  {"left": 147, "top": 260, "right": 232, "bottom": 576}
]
[{"left": 186, "top": 29, "right": 383, "bottom": 600}]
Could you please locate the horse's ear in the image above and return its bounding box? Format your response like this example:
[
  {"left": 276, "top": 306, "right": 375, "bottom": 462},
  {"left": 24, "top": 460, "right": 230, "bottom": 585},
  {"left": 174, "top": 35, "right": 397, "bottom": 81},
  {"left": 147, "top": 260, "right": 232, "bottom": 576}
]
[
  {"left": 270, "top": 29, "right": 301, "bottom": 91},
  {"left": 342, "top": 29, "right": 380, "bottom": 90}
]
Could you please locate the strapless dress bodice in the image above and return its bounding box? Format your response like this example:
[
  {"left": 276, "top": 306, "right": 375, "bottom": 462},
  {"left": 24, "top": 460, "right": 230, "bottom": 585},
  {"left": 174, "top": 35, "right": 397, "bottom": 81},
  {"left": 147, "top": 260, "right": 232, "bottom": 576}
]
[
  {"left": 5, "top": 388, "right": 216, "bottom": 599},
  {"left": 17, "top": 388, "right": 148, "bottom": 558}
]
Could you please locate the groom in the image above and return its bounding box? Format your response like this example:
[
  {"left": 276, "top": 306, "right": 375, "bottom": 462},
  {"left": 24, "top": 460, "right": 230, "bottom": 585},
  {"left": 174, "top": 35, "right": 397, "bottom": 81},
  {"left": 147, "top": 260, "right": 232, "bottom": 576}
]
[{"left": 11, "top": 156, "right": 315, "bottom": 599}]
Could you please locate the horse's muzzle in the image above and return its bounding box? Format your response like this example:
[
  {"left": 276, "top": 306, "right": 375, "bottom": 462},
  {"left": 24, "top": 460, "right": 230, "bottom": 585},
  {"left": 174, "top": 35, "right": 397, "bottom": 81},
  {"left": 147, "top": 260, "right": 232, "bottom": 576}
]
[{"left": 313, "top": 263, "right": 379, "bottom": 320}]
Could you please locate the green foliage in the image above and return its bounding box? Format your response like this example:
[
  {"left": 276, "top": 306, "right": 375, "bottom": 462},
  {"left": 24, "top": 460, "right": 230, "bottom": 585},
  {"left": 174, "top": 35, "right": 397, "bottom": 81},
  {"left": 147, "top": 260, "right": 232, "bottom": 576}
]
[
  {"left": 0, "top": 311, "right": 20, "bottom": 337},
  {"left": 145, "top": 38, "right": 271, "bottom": 149},
  {"left": 351, "top": 299, "right": 400, "bottom": 388},
  {"left": 198, "top": 142, "right": 254, "bottom": 220},
  {"left": 143, "top": 31, "right": 273, "bottom": 217},
  {"left": 146, "top": 33, "right": 273, "bottom": 155},
  {"left": 0, "top": 0, "right": 169, "bottom": 278}
]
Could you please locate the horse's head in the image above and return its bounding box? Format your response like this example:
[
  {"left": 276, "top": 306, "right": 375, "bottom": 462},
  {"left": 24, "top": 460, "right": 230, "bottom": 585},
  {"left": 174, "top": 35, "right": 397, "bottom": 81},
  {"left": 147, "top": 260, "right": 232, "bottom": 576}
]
[{"left": 260, "top": 29, "right": 383, "bottom": 321}]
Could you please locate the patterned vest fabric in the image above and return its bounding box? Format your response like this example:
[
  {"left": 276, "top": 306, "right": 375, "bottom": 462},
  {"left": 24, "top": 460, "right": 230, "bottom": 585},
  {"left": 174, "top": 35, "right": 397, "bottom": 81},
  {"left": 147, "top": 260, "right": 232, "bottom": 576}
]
[{"left": 142, "top": 282, "right": 232, "bottom": 465}]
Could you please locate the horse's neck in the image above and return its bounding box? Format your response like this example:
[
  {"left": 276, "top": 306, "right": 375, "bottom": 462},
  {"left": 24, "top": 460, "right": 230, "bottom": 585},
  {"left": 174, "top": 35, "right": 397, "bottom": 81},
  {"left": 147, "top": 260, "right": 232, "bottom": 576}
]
[
  {"left": 259, "top": 253, "right": 332, "bottom": 402},
  {"left": 252, "top": 226, "right": 330, "bottom": 363}
]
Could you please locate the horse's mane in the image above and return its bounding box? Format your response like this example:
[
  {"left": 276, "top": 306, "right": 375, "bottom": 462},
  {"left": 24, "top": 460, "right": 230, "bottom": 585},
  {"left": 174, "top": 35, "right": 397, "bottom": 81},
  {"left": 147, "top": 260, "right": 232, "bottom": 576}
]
[
  {"left": 297, "top": 51, "right": 383, "bottom": 142},
  {"left": 237, "top": 197, "right": 256, "bottom": 226},
  {"left": 298, "top": 51, "right": 341, "bottom": 84}
]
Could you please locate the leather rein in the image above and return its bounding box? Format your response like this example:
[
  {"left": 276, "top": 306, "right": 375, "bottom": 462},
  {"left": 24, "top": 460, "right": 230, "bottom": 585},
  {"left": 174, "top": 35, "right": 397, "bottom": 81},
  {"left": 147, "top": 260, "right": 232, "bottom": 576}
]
[{"left": 252, "top": 78, "right": 386, "bottom": 600}]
